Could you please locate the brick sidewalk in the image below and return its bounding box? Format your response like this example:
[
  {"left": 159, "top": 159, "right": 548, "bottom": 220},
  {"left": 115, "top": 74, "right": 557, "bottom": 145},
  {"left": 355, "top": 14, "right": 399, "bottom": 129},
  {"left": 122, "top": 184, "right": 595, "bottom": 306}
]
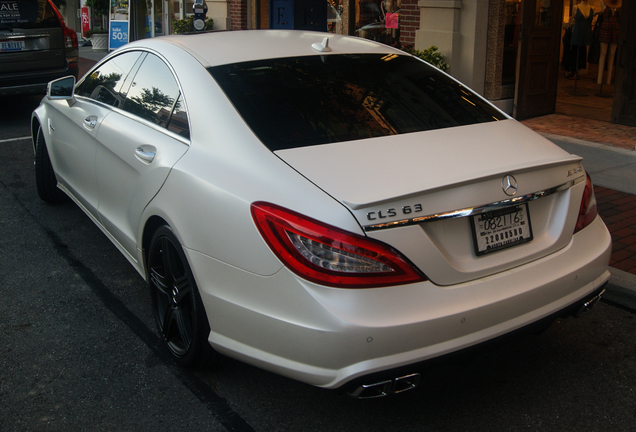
[
  {"left": 79, "top": 57, "right": 97, "bottom": 77},
  {"left": 595, "top": 186, "right": 636, "bottom": 275},
  {"left": 521, "top": 114, "right": 636, "bottom": 151}
]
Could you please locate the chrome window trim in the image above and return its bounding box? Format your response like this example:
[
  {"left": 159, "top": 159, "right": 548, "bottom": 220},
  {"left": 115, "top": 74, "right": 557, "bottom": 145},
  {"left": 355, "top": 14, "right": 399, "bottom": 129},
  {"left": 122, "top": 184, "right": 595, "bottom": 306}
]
[
  {"left": 363, "top": 176, "right": 585, "bottom": 232},
  {"left": 73, "top": 48, "right": 193, "bottom": 144}
]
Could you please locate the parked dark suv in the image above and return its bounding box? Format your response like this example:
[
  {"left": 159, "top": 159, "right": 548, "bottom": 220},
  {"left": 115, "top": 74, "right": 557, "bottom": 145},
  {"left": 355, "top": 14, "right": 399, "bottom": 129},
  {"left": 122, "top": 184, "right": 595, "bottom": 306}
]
[{"left": 1, "top": 0, "right": 78, "bottom": 96}]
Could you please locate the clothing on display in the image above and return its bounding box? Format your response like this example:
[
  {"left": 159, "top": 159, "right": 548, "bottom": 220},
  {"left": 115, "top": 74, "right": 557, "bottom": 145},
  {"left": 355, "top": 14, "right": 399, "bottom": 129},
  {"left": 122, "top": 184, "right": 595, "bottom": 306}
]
[
  {"left": 598, "top": 6, "right": 620, "bottom": 44},
  {"left": 570, "top": 3, "right": 594, "bottom": 46}
]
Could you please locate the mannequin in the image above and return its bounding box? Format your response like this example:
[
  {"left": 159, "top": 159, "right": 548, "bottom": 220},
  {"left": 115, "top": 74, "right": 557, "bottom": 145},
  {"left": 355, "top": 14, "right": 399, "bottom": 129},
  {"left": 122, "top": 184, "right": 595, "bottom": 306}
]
[
  {"left": 597, "top": 0, "right": 621, "bottom": 85},
  {"left": 570, "top": 0, "right": 594, "bottom": 79}
]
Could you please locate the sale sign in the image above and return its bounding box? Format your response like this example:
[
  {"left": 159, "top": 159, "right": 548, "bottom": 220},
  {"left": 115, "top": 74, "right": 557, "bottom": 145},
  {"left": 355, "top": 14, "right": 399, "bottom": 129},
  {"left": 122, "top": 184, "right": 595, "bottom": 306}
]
[
  {"left": 81, "top": 6, "right": 90, "bottom": 37},
  {"left": 109, "top": 20, "right": 129, "bottom": 50}
]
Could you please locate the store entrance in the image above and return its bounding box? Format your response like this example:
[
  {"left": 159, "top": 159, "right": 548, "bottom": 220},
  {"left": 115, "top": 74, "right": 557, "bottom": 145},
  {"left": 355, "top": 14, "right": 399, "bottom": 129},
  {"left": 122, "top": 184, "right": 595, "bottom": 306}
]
[
  {"left": 509, "top": 0, "right": 630, "bottom": 125},
  {"left": 554, "top": 0, "right": 624, "bottom": 123},
  {"left": 612, "top": 0, "right": 636, "bottom": 126}
]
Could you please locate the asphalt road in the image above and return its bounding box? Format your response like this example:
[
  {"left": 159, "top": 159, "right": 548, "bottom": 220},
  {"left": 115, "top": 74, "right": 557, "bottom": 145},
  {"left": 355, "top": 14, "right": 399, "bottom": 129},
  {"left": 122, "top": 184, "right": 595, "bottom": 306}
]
[{"left": 1, "top": 94, "right": 635, "bottom": 432}]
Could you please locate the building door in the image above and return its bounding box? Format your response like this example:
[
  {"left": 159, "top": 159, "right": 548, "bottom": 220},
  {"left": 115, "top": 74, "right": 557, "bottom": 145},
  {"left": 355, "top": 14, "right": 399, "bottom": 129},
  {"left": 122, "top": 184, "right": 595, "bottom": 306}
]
[
  {"left": 153, "top": 0, "right": 166, "bottom": 36},
  {"left": 513, "top": 0, "right": 563, "bottom": 119},
  {"left": 612, "top": 0, "right": 636, "bottom": 126}
]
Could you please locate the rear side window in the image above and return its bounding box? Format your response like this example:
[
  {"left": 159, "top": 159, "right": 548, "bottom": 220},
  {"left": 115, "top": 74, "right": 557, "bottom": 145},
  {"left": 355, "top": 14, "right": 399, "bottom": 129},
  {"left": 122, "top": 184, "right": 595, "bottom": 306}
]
[
  {"left": 0, "top": 0, "right": 60, "bottom": 29},
  {"left": 209, "top": 54, "right": 506, "bottom": 151},
  {"left": 76, "top": 51, "right": 142, "bottom": 108},
  {"left": 122, "top": 53, "right": 189, "bottom": 137}
]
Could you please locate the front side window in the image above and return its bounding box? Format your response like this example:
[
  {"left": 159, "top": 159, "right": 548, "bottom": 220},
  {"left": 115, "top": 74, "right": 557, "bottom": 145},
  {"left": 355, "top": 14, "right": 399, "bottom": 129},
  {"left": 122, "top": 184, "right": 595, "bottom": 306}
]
[
  {"left": 76, "top": 51, "right": 142, "bottom": 107},
  {"left": 209, "top": 54, "right": 506, "bottom": 151}
]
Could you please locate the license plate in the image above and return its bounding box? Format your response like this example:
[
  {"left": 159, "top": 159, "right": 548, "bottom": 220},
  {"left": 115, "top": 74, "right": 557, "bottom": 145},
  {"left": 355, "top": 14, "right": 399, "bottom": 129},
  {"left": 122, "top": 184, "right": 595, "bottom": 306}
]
[
  {"left": 0, "top": 41, "right": 25, "bottom": 52},
  {"left": 471, "top": 204, "right": 533, "bottom": 256}
]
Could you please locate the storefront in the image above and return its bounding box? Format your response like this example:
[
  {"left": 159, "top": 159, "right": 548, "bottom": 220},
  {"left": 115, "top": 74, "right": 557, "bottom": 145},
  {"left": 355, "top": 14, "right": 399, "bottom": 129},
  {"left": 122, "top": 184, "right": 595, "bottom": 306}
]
[{"left": 57, "top": 0, "right": 635, "bottom": 126}]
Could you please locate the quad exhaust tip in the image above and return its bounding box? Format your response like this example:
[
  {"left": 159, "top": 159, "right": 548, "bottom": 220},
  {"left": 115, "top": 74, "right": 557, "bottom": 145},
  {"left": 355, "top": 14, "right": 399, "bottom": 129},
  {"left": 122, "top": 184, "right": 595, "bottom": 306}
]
[{"left": 348, "top": 373, "right": 421, "bottom": 399}]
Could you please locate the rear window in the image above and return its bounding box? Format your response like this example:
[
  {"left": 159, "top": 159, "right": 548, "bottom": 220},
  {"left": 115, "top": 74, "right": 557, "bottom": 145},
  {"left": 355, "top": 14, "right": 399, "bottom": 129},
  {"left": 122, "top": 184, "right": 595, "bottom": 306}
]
[
  {"left": 0, "top": 0, "right": 60, "bottom": 29},
  {"left": 208, "top": 54, "right": 506, "bottom": 151}
]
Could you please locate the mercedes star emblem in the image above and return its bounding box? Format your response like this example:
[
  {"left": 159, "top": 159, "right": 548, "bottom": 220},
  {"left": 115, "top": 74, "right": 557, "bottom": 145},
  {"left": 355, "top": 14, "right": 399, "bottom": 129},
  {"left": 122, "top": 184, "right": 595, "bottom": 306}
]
[{"left": 502, "top": 174, "right": 518, "bottom": 196}]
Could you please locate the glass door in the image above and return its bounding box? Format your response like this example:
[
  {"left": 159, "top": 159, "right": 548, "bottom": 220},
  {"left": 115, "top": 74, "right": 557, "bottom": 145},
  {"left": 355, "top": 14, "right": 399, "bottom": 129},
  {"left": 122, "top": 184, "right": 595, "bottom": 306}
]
[{"left": 153, "top": 0, "right": 165, "bottom": 36}]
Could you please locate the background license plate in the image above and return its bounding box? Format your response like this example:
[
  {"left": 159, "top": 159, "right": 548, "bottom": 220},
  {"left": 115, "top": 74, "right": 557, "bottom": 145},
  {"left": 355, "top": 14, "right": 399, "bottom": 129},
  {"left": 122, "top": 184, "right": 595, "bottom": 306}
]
[
  {"left": 1, "top": 41, "right": 25, "bottom": 52},
  {"left": 471, "top": 204, "right": 533, "bottom": 256}
]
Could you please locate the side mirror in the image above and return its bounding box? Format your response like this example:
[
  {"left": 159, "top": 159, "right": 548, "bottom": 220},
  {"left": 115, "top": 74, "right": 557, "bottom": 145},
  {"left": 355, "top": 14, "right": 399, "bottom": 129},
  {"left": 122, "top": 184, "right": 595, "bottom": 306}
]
[{"left": 47, "top": 76, "right": 76, "bottom": 104}]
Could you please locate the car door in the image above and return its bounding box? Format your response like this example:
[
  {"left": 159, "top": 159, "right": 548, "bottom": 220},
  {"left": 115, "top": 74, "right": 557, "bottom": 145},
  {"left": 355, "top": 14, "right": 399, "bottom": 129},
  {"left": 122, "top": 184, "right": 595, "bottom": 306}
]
[
  {"left": 94, "top": 52, "right": 191, "bottom": 261},
  {"left": 45, "top": 51, "right": 143, "bottom": 216}
]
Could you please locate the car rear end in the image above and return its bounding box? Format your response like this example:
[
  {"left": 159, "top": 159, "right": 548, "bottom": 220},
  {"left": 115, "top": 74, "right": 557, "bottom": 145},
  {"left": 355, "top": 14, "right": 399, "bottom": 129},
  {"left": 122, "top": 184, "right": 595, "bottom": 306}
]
[
  {"left": 169, "top": 32, "right": 612, "bottom": 394},
  {"left": 1, "top": 0, "right": 78, "bottom": 96}
]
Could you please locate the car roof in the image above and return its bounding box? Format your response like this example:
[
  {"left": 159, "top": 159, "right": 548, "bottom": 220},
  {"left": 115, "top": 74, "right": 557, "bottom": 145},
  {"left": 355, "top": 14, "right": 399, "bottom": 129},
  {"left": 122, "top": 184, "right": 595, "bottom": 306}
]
[{"left": 124, "top": 30, "right": 406, "bottom": 68}]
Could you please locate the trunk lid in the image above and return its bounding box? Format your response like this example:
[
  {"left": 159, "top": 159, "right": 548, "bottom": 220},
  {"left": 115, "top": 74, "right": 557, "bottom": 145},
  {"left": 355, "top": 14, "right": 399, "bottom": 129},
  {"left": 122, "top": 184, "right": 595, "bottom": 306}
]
[{"left": 275, "top": 120, "right": 586, "bottom": 285}]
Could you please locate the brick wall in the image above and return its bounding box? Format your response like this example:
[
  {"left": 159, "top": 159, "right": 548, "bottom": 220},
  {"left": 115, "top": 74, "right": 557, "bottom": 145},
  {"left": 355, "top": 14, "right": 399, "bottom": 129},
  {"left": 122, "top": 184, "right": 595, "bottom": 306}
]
[
  {"left": 230, "top": 0, "right": 248, "bottom": 30},
  {"left": 399, "top": 0, "right": 420, "bottom": 47}
]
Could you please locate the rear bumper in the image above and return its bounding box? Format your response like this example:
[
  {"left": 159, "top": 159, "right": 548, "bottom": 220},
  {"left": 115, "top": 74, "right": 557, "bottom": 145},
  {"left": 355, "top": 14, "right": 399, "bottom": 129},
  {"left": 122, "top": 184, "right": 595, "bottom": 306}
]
[
  {"left": 0, "top": 62, "right": 79, "bottom": 96},
  {"left": 190, "top": 215, "right": 612, "bottom": 389}
]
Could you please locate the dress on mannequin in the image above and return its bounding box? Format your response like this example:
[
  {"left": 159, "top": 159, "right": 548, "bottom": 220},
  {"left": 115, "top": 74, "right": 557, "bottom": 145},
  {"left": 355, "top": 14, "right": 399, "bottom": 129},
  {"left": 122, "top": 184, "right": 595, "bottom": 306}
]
[
  {"left": 597, "top": 1, "right": 621, "bottom": 85},
  {"left": 570, "top": 1, "right": 594, "bottom": 79},
  {"left": 571, "top": 1, "right": 594, "bottom": 46}
]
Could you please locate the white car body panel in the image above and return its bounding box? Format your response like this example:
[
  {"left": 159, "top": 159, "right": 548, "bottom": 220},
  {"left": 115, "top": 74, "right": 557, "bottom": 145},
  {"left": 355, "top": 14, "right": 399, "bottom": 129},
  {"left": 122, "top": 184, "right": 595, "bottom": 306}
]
[
  {"left": 95, "top": 112, "right": 189, "bottom": 260},
  {"left": 190, "top": 217, "right": 610, "bottom": 388},
  {"left": 31, "top": 30, "right": 612, "bottom": 392},
  {"left": 38, "top": 98, "right": 110, "bottom": 216}
]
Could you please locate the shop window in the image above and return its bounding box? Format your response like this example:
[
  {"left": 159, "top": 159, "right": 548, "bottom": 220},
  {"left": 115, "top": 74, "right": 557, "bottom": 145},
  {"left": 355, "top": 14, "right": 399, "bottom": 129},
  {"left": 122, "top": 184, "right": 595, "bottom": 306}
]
[{"left": 354, "top": 0, "right": 399, "bottom": 46}]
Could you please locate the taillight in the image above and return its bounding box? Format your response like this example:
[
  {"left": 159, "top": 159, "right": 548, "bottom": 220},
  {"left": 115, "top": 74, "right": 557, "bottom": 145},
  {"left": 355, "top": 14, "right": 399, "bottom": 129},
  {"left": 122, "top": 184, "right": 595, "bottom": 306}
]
[
  {"left": 574, "top": 173, "right": 598, "bottom": 234},
  {"left": 62, "top": 24, "right": 79, "bottom": 49},
  {"left": 251, "top": 202, "right": 427, "bottom": 288}
]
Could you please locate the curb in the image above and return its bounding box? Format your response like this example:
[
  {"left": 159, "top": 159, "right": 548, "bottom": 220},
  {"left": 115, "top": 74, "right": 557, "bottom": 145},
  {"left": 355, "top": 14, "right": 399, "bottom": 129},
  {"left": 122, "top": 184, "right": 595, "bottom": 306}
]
[
  {"left": 541, "top": 133, "right": 636, "bottom": 312},
  {"left": 604, "top": 268, "right": 636, "bottom": 312}
]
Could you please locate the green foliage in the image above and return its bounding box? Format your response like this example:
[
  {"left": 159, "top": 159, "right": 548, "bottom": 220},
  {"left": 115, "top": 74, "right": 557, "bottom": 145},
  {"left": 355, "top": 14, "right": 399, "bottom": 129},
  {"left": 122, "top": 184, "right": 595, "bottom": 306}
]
[
  {"left": 85, "top": 0, "right": 109, "bottom": 30},
  {"left": 402, "top": 45, "right": 449, "bottom": 71},
  {"left": 172, "top": 15, "right": 214, "bottom": 34}
]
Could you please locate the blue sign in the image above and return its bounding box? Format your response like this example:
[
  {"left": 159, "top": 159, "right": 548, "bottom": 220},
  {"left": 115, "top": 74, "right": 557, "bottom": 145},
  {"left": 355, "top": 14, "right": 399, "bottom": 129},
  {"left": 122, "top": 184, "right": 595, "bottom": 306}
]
[
  {"left": 270, "top": 0, "right": 294, "bottom": 29},
  {"left": 109, "top": 20, "right": 129, "bottom": 50}
]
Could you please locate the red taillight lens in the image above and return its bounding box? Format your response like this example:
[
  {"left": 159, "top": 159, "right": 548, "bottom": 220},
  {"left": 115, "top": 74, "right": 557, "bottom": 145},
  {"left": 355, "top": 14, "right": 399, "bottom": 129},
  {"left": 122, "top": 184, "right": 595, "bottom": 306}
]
[
  {"left": 251, "top": 202, "right": 426, "bottom": 288},
  {"left": 62, "top": 24, "right": 79, "bottom": 49},
  {"left": 574, "top": 173, "right": 598, "bottom": 234}
]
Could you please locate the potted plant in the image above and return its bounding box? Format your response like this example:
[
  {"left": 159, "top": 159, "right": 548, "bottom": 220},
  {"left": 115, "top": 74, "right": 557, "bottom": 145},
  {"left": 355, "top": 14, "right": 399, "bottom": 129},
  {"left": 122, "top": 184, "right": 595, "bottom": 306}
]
[
  {"left": 401, "top": 45, "right": 449, "bottom": 71},
  {"left": 85, "top": 0, "right": 109, "bottom": 50},
  {"left": 172, "top": 15, "right": 214, "bottom": 34}
]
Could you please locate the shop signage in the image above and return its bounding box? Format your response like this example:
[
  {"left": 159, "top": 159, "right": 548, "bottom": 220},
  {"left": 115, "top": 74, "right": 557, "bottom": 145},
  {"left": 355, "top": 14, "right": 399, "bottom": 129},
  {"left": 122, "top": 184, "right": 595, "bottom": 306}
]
[
  {"left": 81, "top": 6, "right": 90, "bottom": 37},
  {"left": 109, "top": 20, "right": 128, "bottom": 50}
]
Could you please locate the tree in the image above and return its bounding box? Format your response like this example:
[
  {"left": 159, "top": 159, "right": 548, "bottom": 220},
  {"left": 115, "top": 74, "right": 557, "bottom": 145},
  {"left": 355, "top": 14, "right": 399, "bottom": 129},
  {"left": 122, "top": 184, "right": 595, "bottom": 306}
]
[{"left": 85, "top": 0, "right": 109, "bottom": 30}]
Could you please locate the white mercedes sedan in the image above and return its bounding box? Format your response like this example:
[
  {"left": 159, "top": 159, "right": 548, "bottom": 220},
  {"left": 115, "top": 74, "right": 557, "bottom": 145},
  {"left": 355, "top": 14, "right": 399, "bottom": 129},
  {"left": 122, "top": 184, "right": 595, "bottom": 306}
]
[{"left": 32, "top": 30, "right": 611, "bottom": 398}]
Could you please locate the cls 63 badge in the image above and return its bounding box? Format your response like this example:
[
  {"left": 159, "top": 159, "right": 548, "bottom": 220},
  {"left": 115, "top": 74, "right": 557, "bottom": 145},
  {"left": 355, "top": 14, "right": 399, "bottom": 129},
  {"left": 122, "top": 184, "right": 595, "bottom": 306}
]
[{"left": 367, "top": 204, "right": 423, "bottom": 220}]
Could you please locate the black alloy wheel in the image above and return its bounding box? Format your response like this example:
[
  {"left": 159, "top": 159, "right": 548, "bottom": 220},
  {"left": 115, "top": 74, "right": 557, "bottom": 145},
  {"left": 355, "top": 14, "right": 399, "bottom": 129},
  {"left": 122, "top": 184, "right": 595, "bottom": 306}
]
[{"left": 147, "top": 225, "right": 215, "bottom": 367}]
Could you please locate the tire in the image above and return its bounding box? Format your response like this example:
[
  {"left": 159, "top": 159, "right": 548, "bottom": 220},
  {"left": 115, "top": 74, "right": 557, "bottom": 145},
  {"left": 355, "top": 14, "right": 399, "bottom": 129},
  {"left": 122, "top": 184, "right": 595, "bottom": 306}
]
[
  {"left": 34, "top": 125, "right": 66, "bottom": 203},
  {"left": 147, "top": 225, "right": 216, "bottom": 367}
]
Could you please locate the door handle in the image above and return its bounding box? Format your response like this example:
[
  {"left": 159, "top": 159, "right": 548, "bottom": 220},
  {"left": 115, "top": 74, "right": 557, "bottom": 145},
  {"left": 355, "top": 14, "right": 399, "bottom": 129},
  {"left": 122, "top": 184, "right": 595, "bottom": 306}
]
[
  {"left": 84, "top": 116, "right": 97, "bottom": 129},
  {"left": 135, "top": 146, "right": 156, "bottom": 163}
]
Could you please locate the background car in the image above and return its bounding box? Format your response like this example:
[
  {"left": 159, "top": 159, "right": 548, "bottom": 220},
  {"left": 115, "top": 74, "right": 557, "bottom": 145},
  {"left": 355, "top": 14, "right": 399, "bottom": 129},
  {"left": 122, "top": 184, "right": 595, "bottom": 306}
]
[
  {"left": 31, "top": 30, "right": 611, "bottom": 398},
  {"left": 1, "top": 0, "right": 78, "bottom": 96}
]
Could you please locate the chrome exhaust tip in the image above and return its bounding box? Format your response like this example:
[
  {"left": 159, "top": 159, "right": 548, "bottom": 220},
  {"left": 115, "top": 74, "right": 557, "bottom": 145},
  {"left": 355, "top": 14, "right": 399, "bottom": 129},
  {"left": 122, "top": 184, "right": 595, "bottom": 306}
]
[
  {"left": 348, "top": 373, "right": 420, "bottom": 399},
  {"left": 574, "top": 288, "right": 606, "bottom": 318}
]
